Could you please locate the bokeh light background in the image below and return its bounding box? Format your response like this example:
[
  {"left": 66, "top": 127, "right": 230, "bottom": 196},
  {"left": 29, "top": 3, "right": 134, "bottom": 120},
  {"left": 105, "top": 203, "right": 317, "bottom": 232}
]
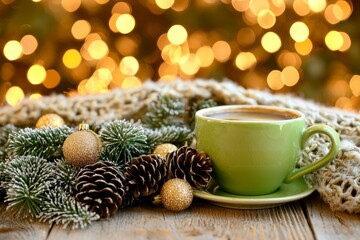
[{"left": 0, "top": 0, "right": 359, "bottom": 111}]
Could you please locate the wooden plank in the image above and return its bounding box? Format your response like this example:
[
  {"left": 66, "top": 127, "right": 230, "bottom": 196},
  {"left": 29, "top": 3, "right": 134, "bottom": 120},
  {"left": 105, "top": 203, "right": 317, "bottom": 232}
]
[
  {"left": 47, "top": 200, "right": 314, "bottom": 240},
  {"left": 0, "top": 204, "right": 51, "bottom": 240},
  {"left": 304, "top": 192, "right": 360, "bottom": 240}
]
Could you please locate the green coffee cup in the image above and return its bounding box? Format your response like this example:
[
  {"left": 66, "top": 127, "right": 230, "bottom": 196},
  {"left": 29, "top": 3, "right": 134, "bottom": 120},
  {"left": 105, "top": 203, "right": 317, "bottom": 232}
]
[{"left": 195, "top": 105, "right": 340, "bottom": 195}]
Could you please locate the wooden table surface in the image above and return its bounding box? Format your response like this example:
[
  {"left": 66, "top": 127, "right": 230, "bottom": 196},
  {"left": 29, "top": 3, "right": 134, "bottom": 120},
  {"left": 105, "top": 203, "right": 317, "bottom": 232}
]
[{"left": 0, "top": 192, "right": 359, "bottom": 240}]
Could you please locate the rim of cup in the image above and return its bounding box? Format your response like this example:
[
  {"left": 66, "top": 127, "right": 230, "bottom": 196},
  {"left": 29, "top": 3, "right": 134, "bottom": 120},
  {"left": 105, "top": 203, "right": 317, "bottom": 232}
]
[{"left": 195, "top": 105, "right": 305, "bottom": 123}]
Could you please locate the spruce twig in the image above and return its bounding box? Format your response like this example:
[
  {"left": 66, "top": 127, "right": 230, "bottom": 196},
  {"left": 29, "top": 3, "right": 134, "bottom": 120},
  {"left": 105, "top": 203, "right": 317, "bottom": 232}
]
[
  {"left": 1, "top": 156, "right": 53, "bottom": 219},
  {"left": 143, "top": 95, "right": 185, "bottom": 128},
  {"left": 7, "top": 126, "right": 73, "bottom": 159},
  {"left": 0, "top": 124, "right": 18, "bottom": 162},
  {"left": 0, "top": 161, "right": 6, "bottom": 201},
  {"left": 144, "top": 126, "right": 193, "bottom": 150},
  {"left": 39, "top": 187, "right": 100, "bottom": 229},
  {"left": 100, "top": 120, "right": 149, "bottom": 165},
  {"left": 53, "top": 158, "right": 78, "bottom": 195}
]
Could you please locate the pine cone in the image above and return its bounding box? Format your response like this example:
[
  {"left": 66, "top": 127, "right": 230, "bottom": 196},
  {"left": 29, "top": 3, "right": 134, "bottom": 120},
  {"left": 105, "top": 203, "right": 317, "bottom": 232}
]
[
  {"left": 75, "top": 161, "right": 126, "bottom": 218},
  {"left": 166, "top": 146, "right": 212, "bottom": 189},
  {"left": 124, "top": 154, "right": 167, "bottom": 199}
]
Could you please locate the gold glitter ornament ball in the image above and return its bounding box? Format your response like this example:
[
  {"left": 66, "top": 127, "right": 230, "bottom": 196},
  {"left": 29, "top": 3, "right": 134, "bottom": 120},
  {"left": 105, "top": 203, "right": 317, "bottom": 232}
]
[
  {"left": 36, "top": 113, "right": 65, "bottom": 128},
  {"left": 160, "top": 178, "right": 193, "bottom": 211},
  {"left": 62, "top": 123, "right": 101, "bottom": 167},
  {"left": 153, "top": 143, "right": 178, "bottom": 158}
]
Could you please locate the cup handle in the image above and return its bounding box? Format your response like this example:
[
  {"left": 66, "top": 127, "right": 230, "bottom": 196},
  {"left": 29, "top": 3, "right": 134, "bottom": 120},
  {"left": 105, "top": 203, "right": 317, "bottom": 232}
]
[{"left": 284, "top": 124, "right": 340, "bottom": 183}]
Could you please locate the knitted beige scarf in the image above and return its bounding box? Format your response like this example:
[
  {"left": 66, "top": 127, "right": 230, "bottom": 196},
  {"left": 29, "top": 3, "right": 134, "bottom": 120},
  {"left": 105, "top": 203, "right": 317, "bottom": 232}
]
[{"left": 1, "top": 79, "right": 359, "bottom": 213}]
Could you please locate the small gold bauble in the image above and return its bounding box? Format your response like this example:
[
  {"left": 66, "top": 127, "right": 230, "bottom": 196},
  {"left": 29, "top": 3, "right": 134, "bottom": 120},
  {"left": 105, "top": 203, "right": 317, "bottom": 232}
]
[
  {"left": 62, "top": 123, "right": 101, "bottom": 167},
  {"left": 36, "top": 113, "right": 65, "bottom": 128},
  {"left": 160, "top": 178, "right": 193, "bottom": 212},
  {"left": 153, "top": 143, "right": 178, "bottom": 158}
]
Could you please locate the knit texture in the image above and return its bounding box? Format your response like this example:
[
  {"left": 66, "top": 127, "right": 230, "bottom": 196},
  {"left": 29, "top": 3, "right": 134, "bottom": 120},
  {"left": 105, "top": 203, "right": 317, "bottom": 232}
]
[{"left": 1, "top": 79, "right": 359, "bottom": 213}]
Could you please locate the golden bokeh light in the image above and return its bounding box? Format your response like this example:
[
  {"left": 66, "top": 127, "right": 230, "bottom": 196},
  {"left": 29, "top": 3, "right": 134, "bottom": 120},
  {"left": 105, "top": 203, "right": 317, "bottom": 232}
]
[
  {"left": 122, "top": 76, "right": 142, "bottom": 88},
  {"left": 349, "top": 75, "right": 360, "bottom": 96},
  {"left": 249, "top": 0, "right": 270, "bottom": 16},
  {"left": 267, "top": 70, "right": 284, "bottom": 90},
  {"left": 325, "top": 31, "right": 343, "bottom": 51},
  {"left": 202, "top": 0, "right": 217, "bottom": 4},
  {"left": 261, "top": 32, "right": 281, "bottom": 53},
  {"left": 157, "top": 34, "right": 169, "bottom": 51},
  {"left": 93, "top": 68, "right": 112, "bottom": 85},
  {"left": 292, "top": 0, "right": 311, "bottom": 16},
  {"left": 156, "top": 0, "right": 175, "bottom": 9},
  {"left": 336, "top": 0, "right": 352, "bottom": 21},
  {"left": 294, "top": 38, "right": 313, "bottom": 56},
  {"left": 171, "top": 0, "right": 189, "bottom": 12},
  {"left": 95, "top": 0, "right": 109, "bottom": 4},
  {"left": 328, "top": 79, "right": 351, "bottom": 98},
  {"left": 27, "top": 64, "right": 46, "bottom": 85},
  {"left": 243, "top": 8, "right": 258, "bottom": 25},
  {"left": 179, "top": 54, "right": 200, "bottom": 75},
  {"left": 231, "top": 0, "right": 249, "bottom": 12},
  {"left": 187, "top": 31, "right": 206, "bottom": 50},
  {"left": 162, "top": 44, "right": 180, "bottom": 64},
  {"left": 88, "top": 40, "right": 109, "bottom": 59},
  {"left": 112, "top": 2, "right": 132, "bottom": 14},
  {"left": 339, "top": 32, "right": 351, "bottom": 52},
  {"left": 213, "top": 41, "right": 231, "bottom": 62},
  {"left": 85, "top": 78, "right": 104, "bottom": 94},
  {"left": 290, "top": 22, "right": 309, "bottom": 42},
  {"left": 196, "top": 46, "right": 214, "bottom": 68},
  {"left": 97, "top": 57, "right": 117, "bottom": 72},
  {"left": 308, "top": 0, "right": 326, "bottom": 13},
  {"left": 85, "top": 70, "right": 113, "bottom": 94},
  {"left": 159, "top": 75, "right": 177, "bottom": 82},
  {"left": 120, "top": 56, "right": 139, "bottom": 76},
  {"left": 257, "top": 9, "right": 276, "bottom": 29},
  {"left": 63, "top": 49, "right": 82, "bottom": 69},
  {"left": 164, "top": 44, "right": 187, "bottom": 65},
  {"left": 235, "top": 52, "right": 257, "bottom": 70},
  {"left": 270, "top": 0, "right": 286, "bottom": 16},
  {"left": 72, "top": 20, "right": 91, "bottom": 40},
  {"left": 77, "top": 79, "right": 87, "bottom": 96},
  {"left": 116, "top": 14, "right": 136, "bottom": 34},
  {"left": 109, "top": 14, "right": 120, "bottom": 32},
  {"left": 167, "top": 25, "right": 188, "bottom": 45},
  {"left": 324, "top": 4, "right": 343, "bottom": 25},
  {"left": 20, "top": 35, "right": 38, "bottom": 55},
  {"left": 335, "top": 96, "right": 352, "bottom": 110},
  {"left": 70, "top": 63, "right": 90, "bottom": 82},
  {"left": 3, "top": 40, "right": 22, "bottom": 61},
  {"left": 43, "top": 69, "right": 61, "bottom": 89},
  {"left": 281, "top": 66, "right": 300, "bottom": 87},
  {"left": 158, "top": 62, "right": 178, "bottom": 78},
  {"left": 5, "top": 86, "right": 24, "bottom": 106},
  {"left": 29, "top": 93, "right": 42, "bottom": 100},
  {"left": 61, "top": 0, "right": 81, "bottom": 12},
  {"left": 170, "top": 45, "right": 186, "bottom": 64},
  {"left": 277, "top": 51, "right": 302, "bottom": 69},
  {"left": 0, "top": 0, "right": 357, "bottom": 111}
]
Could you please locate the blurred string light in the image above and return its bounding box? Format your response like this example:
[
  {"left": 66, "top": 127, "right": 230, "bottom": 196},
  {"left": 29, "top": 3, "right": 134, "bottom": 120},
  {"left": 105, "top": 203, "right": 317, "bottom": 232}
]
[
  {"left": 0, "top": 0, "right": 358, "bottom": 112},
  {"left": 3, "top": 40, "right": 22, "bottom": 61},
  {"left": 27, "top": 65, "right": 46, "bottom": 85}
]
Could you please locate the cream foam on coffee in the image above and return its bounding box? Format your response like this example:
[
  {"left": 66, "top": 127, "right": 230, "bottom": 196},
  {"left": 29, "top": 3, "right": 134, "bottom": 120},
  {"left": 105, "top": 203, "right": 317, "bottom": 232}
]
[{"left": 205, "top": 109, "right": 299, "bottom": 121}]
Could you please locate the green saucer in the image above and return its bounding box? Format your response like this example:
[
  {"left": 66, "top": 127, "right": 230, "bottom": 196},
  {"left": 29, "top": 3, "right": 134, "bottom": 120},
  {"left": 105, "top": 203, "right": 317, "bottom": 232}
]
[{"left": 193, "top": 177, "right": 315, "bottom": 209}]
